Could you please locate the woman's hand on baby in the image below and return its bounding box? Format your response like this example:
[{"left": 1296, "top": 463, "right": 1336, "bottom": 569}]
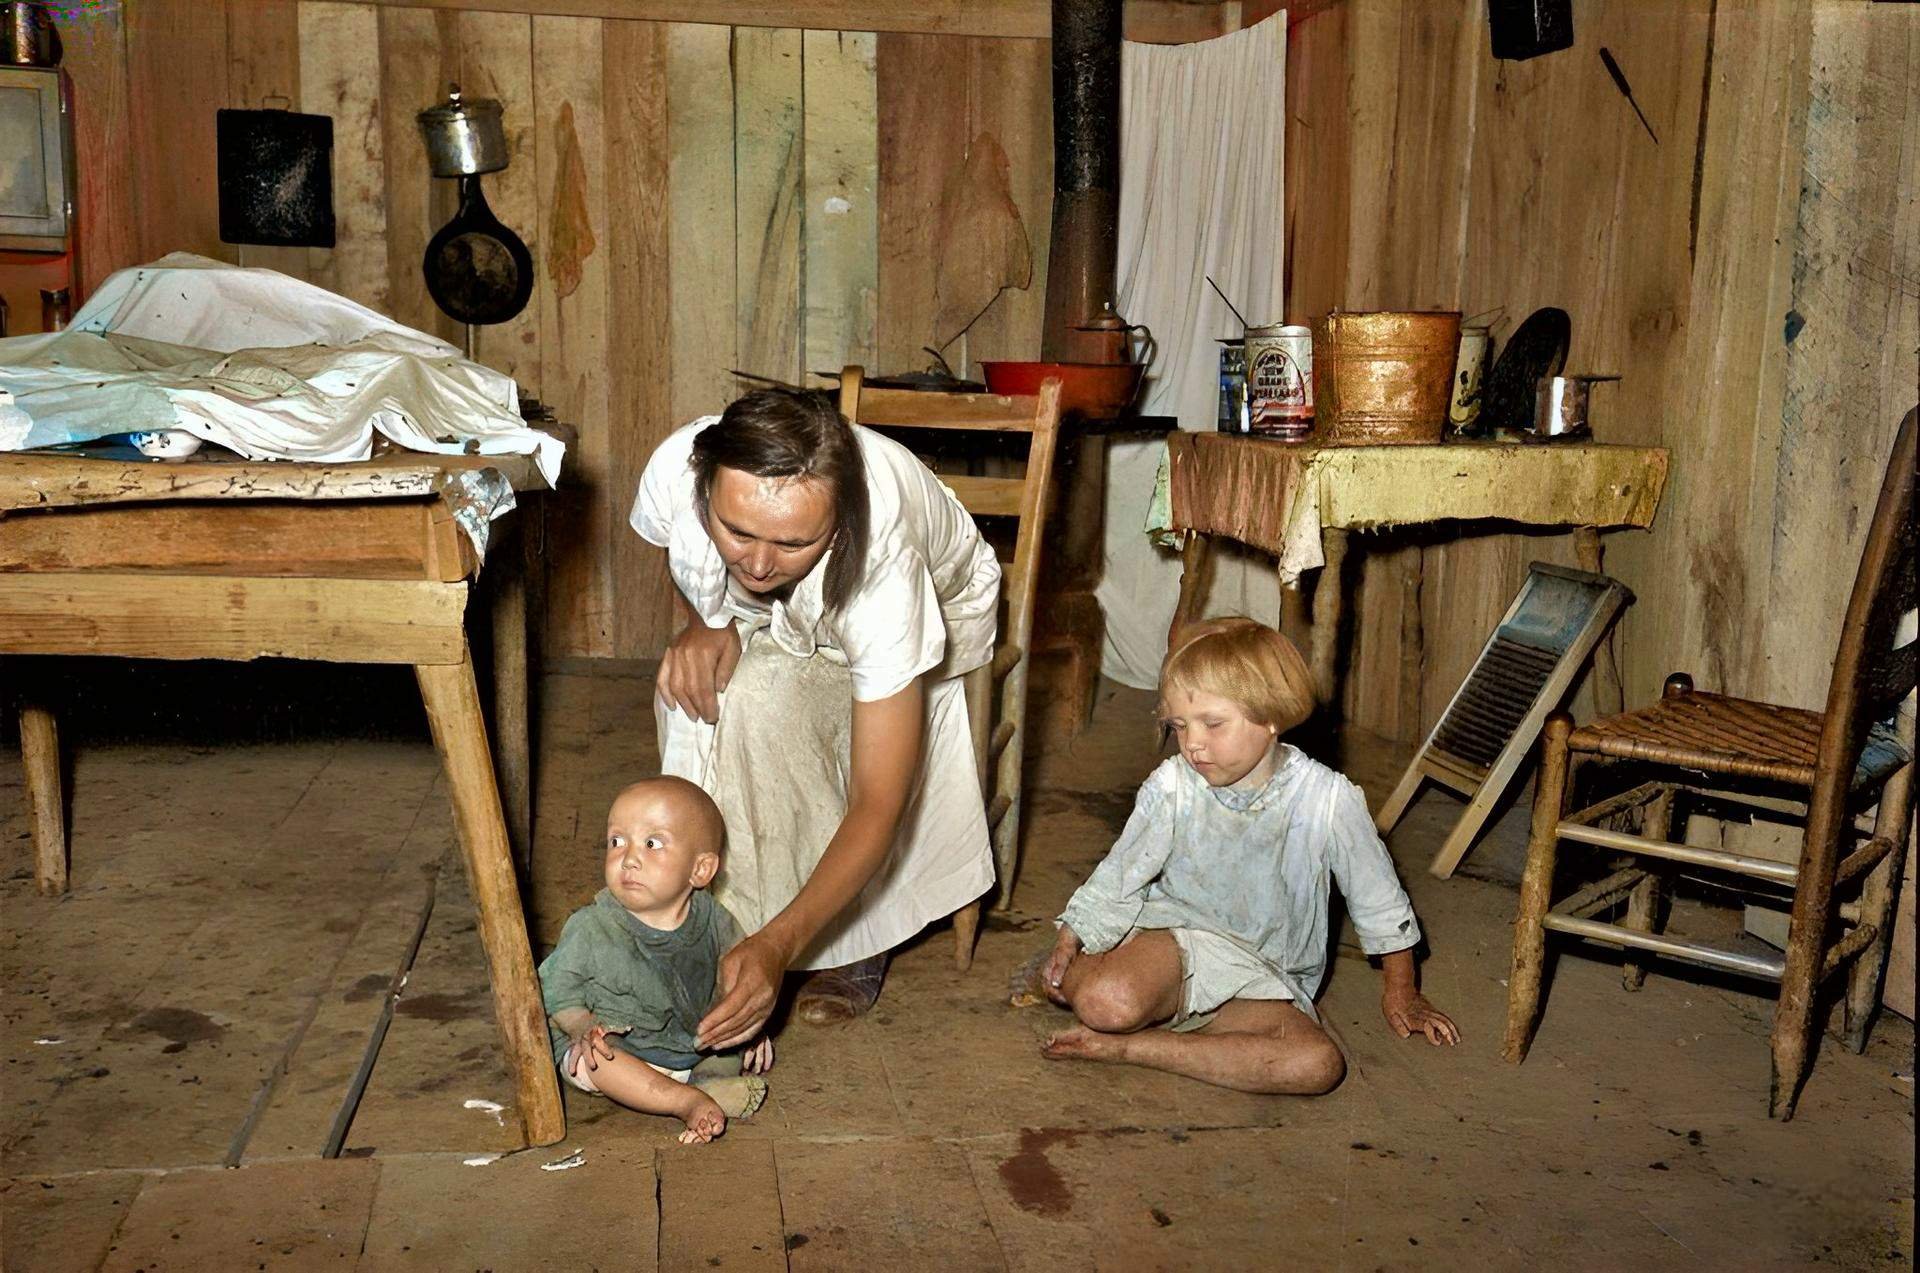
[
  {"left": 1381, "top": 987, "right": 1460, "bottom": 1046},
  {"left": 699, "top": 933, "right": 785, "bottom": 1051},
  {"left": 742, "top": 1036, "right": 775, "bottom": 1074},
  {"left": 657, "top": 619, "right": 742, "bottom": 724},
  {"left": 1042, "top": 928, "right": 1083, "bottom": 1005},
  {"left": 565, "top": 1023, "right": 630, "bottom": 1076}
]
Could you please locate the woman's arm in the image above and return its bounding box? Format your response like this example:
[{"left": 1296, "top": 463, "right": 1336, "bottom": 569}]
[
  {"left": 655, "top": 568, "right": 741, "bottom": 724},
  {"left": 696, "top": 676, "right": 926, "bottom": 1049}
]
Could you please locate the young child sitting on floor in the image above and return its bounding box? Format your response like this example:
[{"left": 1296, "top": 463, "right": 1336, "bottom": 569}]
[
  {"left": 539, "top": 776, "right": 773, "bottom": 1144},
  {"left": 1038, "top": 617, "right": 1458, "bottom": 1094}
]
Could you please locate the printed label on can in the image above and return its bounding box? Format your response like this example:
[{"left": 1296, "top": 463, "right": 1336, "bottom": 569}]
[{"left": 1248, "top": 326, "right": 1312, "bottom": 438}]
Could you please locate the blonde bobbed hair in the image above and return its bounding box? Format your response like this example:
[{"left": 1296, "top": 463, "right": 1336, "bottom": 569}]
[{"left": 1160, "top": 616, "right": 1317, "bottom": 735}]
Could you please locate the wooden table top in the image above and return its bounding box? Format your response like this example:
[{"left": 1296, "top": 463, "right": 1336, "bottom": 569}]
[{"left": 0, "top": 443, "right": 559, "bottom": 514}]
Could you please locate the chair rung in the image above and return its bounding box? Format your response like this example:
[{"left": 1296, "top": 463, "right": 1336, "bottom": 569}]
[
  {"left": 940, "top": 475, "right": 1026, "bottom": 519},
  {"left": 1561, "top": 781, "right": 1665, "bottom": 829},
  {"left": 1821, "top": 922, "right": 1879, "bottom": 980},
  {"left": 1541, "top": 913, "right": 1786, "bottom": 980},
  {"left": 1557, "top": 822, "right": 1800, "bottom": 885},
  {"left": 987, "top": 794, "right": 1013, "bottom": 831},
  {"left": 1550, "top": 867, "right": 1647, "bottom": 920},
  {"left": 990, "top": 719, "right": 1017, "bottom": 759},
  {"left": 1836, "top": 836, "right": 1895, "bottom": 888},
  {"left": 992, "top": 646, "right": 1023, "bottom": 681}
]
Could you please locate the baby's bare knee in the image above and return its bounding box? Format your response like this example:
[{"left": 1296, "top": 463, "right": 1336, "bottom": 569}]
[{"left": 1070, "top": 974, "right": 1156, "bottom": 1033}]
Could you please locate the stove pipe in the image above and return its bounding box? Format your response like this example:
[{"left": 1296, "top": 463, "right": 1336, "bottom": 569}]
[{"left": 1041, "top": 0, "right": 1122, "bottom": 362}]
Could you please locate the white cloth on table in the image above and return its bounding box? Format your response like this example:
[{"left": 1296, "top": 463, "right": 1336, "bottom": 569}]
[
  {"left": 633, "top": 418, "right": 999, "bottom": 968},
  {"left": 1097, "top": 15, "right": 1290, "bottom": 689},
  {"left": 0, "top": 253, "right": 563, "bottom": 486},
  {"left": 1059, "top": 745, "right": 1420, "bottom": 1022},
  {"left": 632, "top": 416, "right": 1001, "bottom": 700}
]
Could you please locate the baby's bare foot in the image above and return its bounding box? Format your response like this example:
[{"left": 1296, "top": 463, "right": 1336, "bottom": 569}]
[
  {"left": 675, "top": 1088, "right": 728, "bottom": 1145},
  {"left": 1042, "top": 1025, "right": 1124, "bottom": 1063},
  {"left": 693, "top": 1074, "right": 768, "bottom": 1120}
]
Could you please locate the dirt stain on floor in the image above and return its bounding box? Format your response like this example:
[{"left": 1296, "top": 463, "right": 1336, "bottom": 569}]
[
  {"left": 115, "top": 1007, "right": 226, "bottom": 1052},
  {"left": 394, "top": 991, "right": 488, "bottom": 1022},
  {"left": 998, "top": 1128, "right": 1078, "bottom": 1217}
]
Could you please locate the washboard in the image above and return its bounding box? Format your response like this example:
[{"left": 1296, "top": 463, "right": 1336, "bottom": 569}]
[{"left": 1375, "top": 563, "right": 1632, "bottom": 879}]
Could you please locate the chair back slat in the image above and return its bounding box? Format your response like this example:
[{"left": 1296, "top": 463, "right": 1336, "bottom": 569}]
[
  {"left": 851, "top": 385, "right": 1044, "bottom": 431},
  {"left": 940, "top": 475, "right": 1027, "bottom": 519}
]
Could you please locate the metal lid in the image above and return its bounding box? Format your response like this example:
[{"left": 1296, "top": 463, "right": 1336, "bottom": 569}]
[{"left": 417, "top": 86, "right": 503, "bottom": 129}]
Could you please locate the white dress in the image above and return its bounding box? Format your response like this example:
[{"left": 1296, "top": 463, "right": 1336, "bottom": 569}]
[
  {"left": 631, "top": 418, "right": 1001, "bottom": 968},
  {"left": 1059, "top": 747, "right": 1422, "bottom": 1022}
]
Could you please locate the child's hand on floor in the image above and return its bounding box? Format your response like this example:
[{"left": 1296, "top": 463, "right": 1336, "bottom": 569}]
[
  {"left": 565, "top": 1023, "right": 632, "bottom": 1077},
  {"left": 742, "top": 1036, "right": 775, "bottom": 1074},
  {"left": 1043, "top": 926, "right": 1083, "bottom": 1005},
  {"left": 1381, "top": 986, "right": 1459, "bottom": 1046}
]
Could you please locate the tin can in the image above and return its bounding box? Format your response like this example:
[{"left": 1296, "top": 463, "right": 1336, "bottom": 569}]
[
  {"left": 1217, "top": 340, "right": 1248, "bottom": 433},
  {"left": 1247, "top": 323, "right": 1313, "bottom": 439},
  {"left": 1447, "top": 325, "right": 1491, "bottom": 435}
]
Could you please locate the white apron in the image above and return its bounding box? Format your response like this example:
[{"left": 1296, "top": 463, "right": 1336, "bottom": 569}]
[{"left": 656, "top": 629, "right": 993, "bottom": 968}]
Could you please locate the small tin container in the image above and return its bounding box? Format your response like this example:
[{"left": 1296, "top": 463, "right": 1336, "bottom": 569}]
[
  {"left": 1217, "top": 340, "right": 1248, "bottom": 433},
  {"left": 1247, "top": 322, "right": 1313, "bottom": 440},
  {"left": 1448, "top": 325, "right": 1491, "bottom": 435}
]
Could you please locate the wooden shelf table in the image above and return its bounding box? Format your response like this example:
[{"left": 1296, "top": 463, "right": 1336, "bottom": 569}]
[
  {"left": 0, "top": 447, "right": 564, "bottom": 1147},
  {"left": 1162, "top": 433, "right": 1671, "bottom": 715}
]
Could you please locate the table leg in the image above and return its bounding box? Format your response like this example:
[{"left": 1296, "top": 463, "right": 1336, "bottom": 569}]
[
  {"left": 1309, "top": 527, "right": 1350, "bottom": 707},
  {"left": 20, "top": 704, "right": 66, "bottom": 895},
  {"left": 489, "top": 520, "right": 532, "bottom": 877},
  {"left": 1168, "top": 532, "right": 1217, "bottom": 650},
  {"left": 1573, "top": 526, "right": 1626, "bottom": 718},
  {"left": 415, "top": 651, "right": 565, "bottom": 1147}
]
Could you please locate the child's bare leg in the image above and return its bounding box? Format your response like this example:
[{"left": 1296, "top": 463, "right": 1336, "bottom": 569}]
[
  {"left": 571, "top": 1051, "right": 728, "bottom": 1143},
  {"left": 1045, "top": 998, "right": 1345, "bottom": 1095},
  {"left": 1055, "top": 930, "right": 1185, "bottom": 1031}
]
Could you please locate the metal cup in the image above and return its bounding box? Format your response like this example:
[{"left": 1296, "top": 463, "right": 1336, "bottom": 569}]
[{"left": 1532, "top": 374, "right": 1620, "bottom": 440}]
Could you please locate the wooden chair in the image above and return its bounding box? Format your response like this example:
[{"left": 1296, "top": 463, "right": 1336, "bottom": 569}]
[
  {"left": 837, "top": 366, "right": 1064, "bottom": 970},
  {"left": 1502, "top": 407, "right": 1916, "bottom": 1119}
]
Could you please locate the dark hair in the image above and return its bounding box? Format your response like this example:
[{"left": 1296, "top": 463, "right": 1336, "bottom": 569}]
[{"left": 690, "top": 388, "right": 870, "bottom": 611}]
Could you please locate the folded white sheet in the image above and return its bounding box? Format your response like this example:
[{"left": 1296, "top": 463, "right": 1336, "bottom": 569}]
[{"left": 0, "top": 253, "right": 564, "bottom": 485}]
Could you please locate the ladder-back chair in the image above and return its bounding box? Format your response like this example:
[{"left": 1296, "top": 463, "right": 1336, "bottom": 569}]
[
  {"left": 1503, "top": 407, "right": 1917, "bottom": 1119},
  {"left": 837, "top": 367, "right": 1063, "bottom": 970}
]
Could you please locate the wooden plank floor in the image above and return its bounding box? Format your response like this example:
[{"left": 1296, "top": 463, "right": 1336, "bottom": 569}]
[{"left": 2, "top": 663, "right": 1914, "bottom": 1270}]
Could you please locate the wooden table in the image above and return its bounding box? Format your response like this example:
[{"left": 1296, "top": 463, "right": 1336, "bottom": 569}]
[
  {"left": 1163, "top": 433, "right": 1670, "bottom": 713},
  {"left": 0, "top": 446, "right": 564, "bottom": 1147}
]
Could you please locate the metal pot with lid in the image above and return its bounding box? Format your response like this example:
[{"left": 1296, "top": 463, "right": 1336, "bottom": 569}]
[{"left": 417, "top": 87, "right": 509, "bottom": 178}]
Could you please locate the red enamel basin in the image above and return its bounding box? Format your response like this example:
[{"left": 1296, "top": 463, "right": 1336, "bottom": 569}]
[{"left": 979, "top": 361, "right": 1147, "bottom": 419}]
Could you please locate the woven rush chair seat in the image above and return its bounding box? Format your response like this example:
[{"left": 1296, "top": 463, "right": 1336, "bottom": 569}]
[{"left": 1571, "top": 690, "right": 1913, "bottom": 791}]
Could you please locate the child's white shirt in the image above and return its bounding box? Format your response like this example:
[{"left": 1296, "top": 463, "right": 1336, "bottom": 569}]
[{"left": 1059, "top": 746, "right": 1421, "bottom": 1004}]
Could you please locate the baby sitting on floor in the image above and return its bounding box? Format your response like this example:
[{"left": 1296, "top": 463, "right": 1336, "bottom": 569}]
[
  {"left": 538, "top": 776, "right": 772, "bottom": 1144},
  {"left": 1035, "top": 617, "right": 1458, "bottom": 1094}
]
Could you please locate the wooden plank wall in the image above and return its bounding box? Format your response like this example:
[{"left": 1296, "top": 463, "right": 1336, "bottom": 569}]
[
  {"left": 51, "top": 0, "right": 1057, "bottom": 659},
  {"left": 1281, "top": 0, "right": 1917, "bottom": 742},
  {"left": 45, "top": 0, "right": 1914, "bottom": 697}
]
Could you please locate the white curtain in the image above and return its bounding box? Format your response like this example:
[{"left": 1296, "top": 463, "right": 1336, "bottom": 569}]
[{"left": 1098, "top": 14, "right": 1288, "bottom": 688}]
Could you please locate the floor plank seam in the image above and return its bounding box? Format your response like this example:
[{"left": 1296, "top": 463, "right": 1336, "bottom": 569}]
[
  {"left": 769, "top": 1139, "right": 794, "bottom": 1272},
  {"left": 958, "top": 1138, "right": 1017, "bottom": 1271},
  {"left": 322, "top": 860, "right": 444, "bottom": 1159}
]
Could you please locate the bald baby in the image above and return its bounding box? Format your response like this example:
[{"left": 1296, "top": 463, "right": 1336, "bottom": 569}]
[{"left": 537, "top": 773, "right": 770, "bottom": 1146}]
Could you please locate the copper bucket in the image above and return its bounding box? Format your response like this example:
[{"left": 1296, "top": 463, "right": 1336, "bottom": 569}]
[{"left": 1314, "top": 311, "right": 1462, "bottom": 445}]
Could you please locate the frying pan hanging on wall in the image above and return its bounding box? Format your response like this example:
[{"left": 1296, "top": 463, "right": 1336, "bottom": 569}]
[{"left": 418, "top": 89, "right": 533, "bottom": 327}]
